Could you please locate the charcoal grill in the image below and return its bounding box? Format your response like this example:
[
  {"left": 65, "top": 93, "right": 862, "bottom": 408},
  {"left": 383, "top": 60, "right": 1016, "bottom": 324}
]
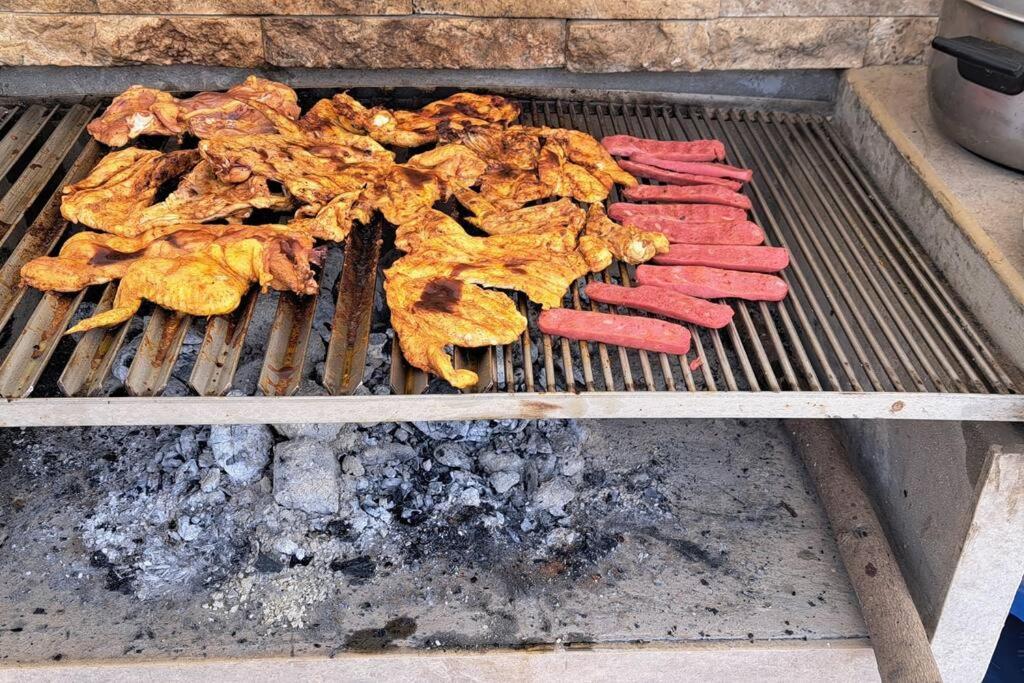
[{"left": 0, "top": 90, "right": 1021, "bottom": 426}]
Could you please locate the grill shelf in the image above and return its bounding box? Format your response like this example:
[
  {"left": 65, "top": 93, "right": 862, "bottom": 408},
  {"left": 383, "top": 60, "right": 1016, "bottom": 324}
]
[{"left": 0, "top": 92, "right": 1021, "bottom": 426}]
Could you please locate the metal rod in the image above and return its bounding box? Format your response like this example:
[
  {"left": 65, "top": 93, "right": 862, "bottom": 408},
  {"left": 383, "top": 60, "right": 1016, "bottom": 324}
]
[
  {"left": 776, "top": 113, "right": 960, "bottom": 393},
  {"left": 759, "top": 111, "right": 929, "bottom": 392},
  {"left": 730, "top": 109, "right": 881, "bottom": 391},
  {"left": 815, "top": 119, "right": 1013, "bottom": 393},
  {"left": 667, "top": 108, "right": 768, "bottom": 391},
  {"left": 706, "top": 109, "right": 837, "bottom": 391},
  {"left": 746, "top": 109, "right": 904, "bottom": 391}
]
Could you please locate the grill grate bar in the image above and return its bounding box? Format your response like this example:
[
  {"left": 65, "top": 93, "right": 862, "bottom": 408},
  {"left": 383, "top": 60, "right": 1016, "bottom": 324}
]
[
  {"left": 0, "top": 139, "right": 104, "bottom": 332},
  {"left": 189, "top": 289, "right": 259, "bottom": 396},
  {"left": 703, "top": 109, "right": 828, "bottom": 391},
  {"left": 58, "top": 283, "right": 132, "bottom": 397},
  {"left": 124, "top": 308, "right": 192, "bottom": 397},
  {"left": 771, "top": 112, "right": 953, "bottom": 393},
  {"left": 0, "top": 92, "right": 1017, "bottom": 412},
  {"left": 815, "top": 119, "right": 1015, "bottom": 393},
  {"left": 794, "top": 118, "right": 972, "bottom": 393},
  {"left": 259, "top": 286, "right": 320, "bottom": 397},
  {"left": 323, "top": 218, "right": 382, "bottom": 395},
  {"left": 0, "top": 290, "right": 85, "bottom": 398},
  {"left": 726, "top": 109, "right": 872, "bottom": 391},
  {"left": 751, "top": 110, "right": 917, "bottom": 392},
  {"left": 0, "top": 105, "right": 55, "bottom": 180},
  {"left": 0, "top": 104, "right": 97, "bottom": 247}
]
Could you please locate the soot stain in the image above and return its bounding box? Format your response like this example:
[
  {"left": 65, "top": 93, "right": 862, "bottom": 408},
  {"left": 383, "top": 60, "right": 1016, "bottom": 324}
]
[{"left": 344, "top": 616, "right": 418, "bottom": 652}]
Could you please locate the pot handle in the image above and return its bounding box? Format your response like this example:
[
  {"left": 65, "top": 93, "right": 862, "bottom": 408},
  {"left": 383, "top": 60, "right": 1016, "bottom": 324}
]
[{"left": 932, "top": 36, "right": 1024, "bottom": 95}]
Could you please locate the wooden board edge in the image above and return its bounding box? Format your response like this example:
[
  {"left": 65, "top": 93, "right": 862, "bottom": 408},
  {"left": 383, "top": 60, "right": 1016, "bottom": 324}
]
[{"left": 1, "top": 392, "right": 1022, "bottom": 427}]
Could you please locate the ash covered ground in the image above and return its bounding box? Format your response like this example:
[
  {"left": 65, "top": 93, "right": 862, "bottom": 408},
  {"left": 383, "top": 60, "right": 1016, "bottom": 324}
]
[{"left": 0, "top": 419, "right": 865, "bottom": 664}]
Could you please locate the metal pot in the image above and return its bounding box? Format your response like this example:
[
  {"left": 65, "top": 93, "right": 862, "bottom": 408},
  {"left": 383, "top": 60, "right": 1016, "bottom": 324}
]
[{"left": 928, "top": 0, "right": 1024, "bottom": 170}]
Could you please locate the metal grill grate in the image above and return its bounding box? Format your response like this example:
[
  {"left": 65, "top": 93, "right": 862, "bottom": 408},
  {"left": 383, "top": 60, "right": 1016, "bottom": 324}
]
[{"left": 0, "top": 92, "right": 1020, "bottom": 426}]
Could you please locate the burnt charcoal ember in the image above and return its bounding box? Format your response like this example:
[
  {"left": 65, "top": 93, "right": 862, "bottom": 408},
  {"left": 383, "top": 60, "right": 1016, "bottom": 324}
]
[{"left": 330, "top": 555, "right": 375, "bottom": 583}]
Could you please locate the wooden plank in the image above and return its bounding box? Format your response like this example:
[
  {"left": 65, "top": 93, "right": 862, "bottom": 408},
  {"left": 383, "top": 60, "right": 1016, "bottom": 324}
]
[
  {"left": 0, "top": 639, "right": 878, "bottom": 682},
  {"left": 322, "top": 220, "right": 382, "bottom": 395},
  {"left": 0, "top": 391, "right": 1023, "bottom": 427},
  {"left": 0, "top": 290, "right": 85, "bottom": 398},
  {"left": 57, "top": 283, "right": 131, "bottom": 397},
  {"left": 787, "top": 420, "right": 941, "bottom": 683},
  {"left": 188, "top": 289, "right": 258, "bottom": 396}
]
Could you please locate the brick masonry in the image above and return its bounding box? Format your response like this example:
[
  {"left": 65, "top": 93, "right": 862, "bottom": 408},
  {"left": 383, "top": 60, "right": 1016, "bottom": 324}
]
[{"left": 0, "top": 1, "right": 940, "bottom": 70}]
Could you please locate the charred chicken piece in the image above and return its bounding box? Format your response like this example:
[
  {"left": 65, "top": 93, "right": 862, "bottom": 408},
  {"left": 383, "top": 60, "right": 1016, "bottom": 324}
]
[
  {"left": 385, "top": 275, "right": 527, "bottom": 389},
  {"left": 86, "top": 76, "right": 302, "bottom": 147},
  {"left": 452, "top": 186, "right": 585, "bottom": 237},
  {"left": 309, "top": 92, "right": 522, "bottom": 149},
  {"left": 385, "top": 208, "right": 609, "bottom": 388},
  {"left": 61, "top": 150, "right": 292, "bottom": 238},
  {"left": 390, "top": 209, "right": 608, "bottom": 310},
  {"left": 198, "top": 130, "right": 393, "bottom": 210}
]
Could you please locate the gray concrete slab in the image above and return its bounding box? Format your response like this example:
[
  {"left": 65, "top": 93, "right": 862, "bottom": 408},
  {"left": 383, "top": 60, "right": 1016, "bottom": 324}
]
[{"left": 0, "top": 419, "right": 866, "bottom": 667}]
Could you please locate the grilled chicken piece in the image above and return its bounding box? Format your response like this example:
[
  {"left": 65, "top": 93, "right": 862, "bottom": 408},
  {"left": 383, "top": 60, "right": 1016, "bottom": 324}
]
[
  {"left": 439, "top": 123, "right": 540, "bottom": 172},
  {"left": 386, "top": 275, "right": 527, "bottom": 389},
  {"left": 60, "top": 148, "right": 201, "bottom": 237},
  {"left": 391, "top": 210, "right": 607, "bottom": 309},
  {"left": 418, "top": 93, "right": 521, "bottom": 128},
  {"left": 87, "top": 77, "right": 301, "bottom": 147},
  {"left": 303, "top": 94, "right": 438, "bottom": 148},
  {"left": 61, "top": 150, "right": 292, "bottom": 238},
  {"left": 199, "top": 130, "right": 393, "bottom": 210},
  {"left": 584, "top": 203, "right": 669, "bottom": 265},
  {"left": 405, "top": 144, "right": 487, "bottom": 194},
  {"left": 533, "top": 127, "right": 638, "bottom": 189},
  {"left": 60, "top": 226, "right": 321, "bottom": 335},
  {"left": 452, "top": 186, "right": 585, "bottom": 237},
  {"left": 21, "top": 223, "right": 306, "bottom": 293},
  {"left": 537, "top": 138, "right": 609, "bottom": 204},
  {"left": 303, "top": 92, "right": 521, "bottom": 149},
  {"left": 139, "top": 161, "right": 293, "bottom": 230},
  {"left": 385, "top": 208, "right": 609, "bottom": 388}
]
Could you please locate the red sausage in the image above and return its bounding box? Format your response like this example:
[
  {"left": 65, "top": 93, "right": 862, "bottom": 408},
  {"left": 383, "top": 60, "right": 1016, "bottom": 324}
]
[
  {"left": 585, "top": 282, "right": 734, "bottom": 329},
  {"left": 652, "top": 244, "right": 789, "bottom": 272},
  {"left": 622, "top": 216, "right": 765, "bottom": 245},
  {"left": 608, "top": 202, "right": 747, "bottom": 223},
  {"left": 538, "top": 308, "right": 692, "bottom": 355},
  {"left": 630, "top": 153, "right": 753, "bottom": 183},
  {"left": 636, "top": 265, "right": 789, "bottom": 302},
  {"left": 601, "top": 135, "right": 726, "bottom": 162},
  {"left": 623, "top": 184, "right": 752, "bottom": 210},
  {"left": 617, "top": 160, "right": 742, "bottom": 192}
]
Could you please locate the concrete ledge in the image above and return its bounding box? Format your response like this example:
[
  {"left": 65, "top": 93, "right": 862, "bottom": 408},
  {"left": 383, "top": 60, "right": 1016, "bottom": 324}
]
[{"left": 835, "top": 66, "right": 1024, "bottom": 370}]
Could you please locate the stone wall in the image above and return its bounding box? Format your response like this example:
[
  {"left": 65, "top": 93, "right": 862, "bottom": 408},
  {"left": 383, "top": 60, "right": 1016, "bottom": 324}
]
[{"left": 0, "top": 1, "right": 939, "bottom": 70}]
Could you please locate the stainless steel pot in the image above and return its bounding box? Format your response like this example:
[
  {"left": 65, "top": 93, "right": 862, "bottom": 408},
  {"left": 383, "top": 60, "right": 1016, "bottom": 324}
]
[{"left": 928, "top": 0, "right": 1024, "bottom": 170}]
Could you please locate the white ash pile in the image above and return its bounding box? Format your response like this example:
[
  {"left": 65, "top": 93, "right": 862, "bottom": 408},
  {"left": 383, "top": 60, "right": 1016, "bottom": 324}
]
[{"left": 69, "top": 416, "right": 645, "bottom": 619}]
